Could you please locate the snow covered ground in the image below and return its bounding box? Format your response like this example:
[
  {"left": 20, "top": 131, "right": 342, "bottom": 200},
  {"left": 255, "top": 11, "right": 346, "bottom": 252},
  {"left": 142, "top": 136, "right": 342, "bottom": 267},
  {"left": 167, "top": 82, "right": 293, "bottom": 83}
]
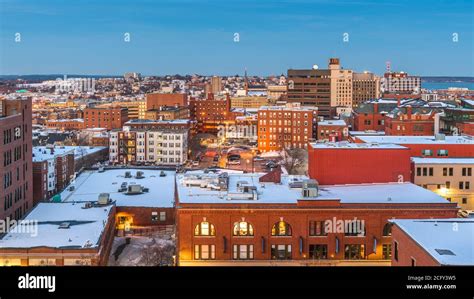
[{"left": 108, "top": 228, "right": 175, "bottom": 266}]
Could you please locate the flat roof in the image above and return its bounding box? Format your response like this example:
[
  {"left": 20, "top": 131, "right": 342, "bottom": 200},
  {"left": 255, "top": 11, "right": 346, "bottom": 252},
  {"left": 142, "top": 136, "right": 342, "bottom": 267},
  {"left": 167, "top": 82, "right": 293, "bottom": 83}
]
[
  {"left": 177, "top": 172, "right": 448, "bottom": 205},
  {"left": 411, "top": 157, "right": 474, "bottom": 164},
  {"left": 33, "top": 146, "right": 107, "bottom": 162},
  {"left": 0, "top": 203, "right": 113, "bottom": 249},
  {"left": 318, "top": 120, "right": 347, "bottom": 126},
  {"left": 356, "top": 135, "right": 474, "bottom": 145},
  {"left": 390, "top": 219, "right": 474, "bottom": 266},
  {"left": 309, "top": 142, "right": 407, "bottom": 149},
  {"left": 349, "top": 131, "right": 386, "bottom": 136},
  {"left": 60, "top": 169, "right": 175, "bottom": 208}
]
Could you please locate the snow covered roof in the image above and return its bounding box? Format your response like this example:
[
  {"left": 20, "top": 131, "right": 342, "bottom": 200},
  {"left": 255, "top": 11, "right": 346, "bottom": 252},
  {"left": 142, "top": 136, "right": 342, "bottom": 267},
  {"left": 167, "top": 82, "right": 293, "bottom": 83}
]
[
  {"left": 349, "top": 131, "right": 386, "bottom": 136},
  {"left": 411, "top": 157, "right": 474, "bottom": 165},
  {"left": 357, "top": 135, "right": 474, "bottom": 145},
  {"left": 33, "top": 146, "right": 107, "bottom": 162},
  {"left": 309, "top": 142, "right": 407, "bottom": 149},
  {"left": 0, "top": 202, "right": 113, "bottom": 249},
  {"left": 390, "top": 219, "right": 474, "bottom": 266},
  {"left": 318, "top": 120, "right": 347, "bottom": 126},
  {"left": 176, "top": 172, "right": 448, "bottom": 205},
  {"left": 60, "top": 169, "right": 176, "bottom": 208}
]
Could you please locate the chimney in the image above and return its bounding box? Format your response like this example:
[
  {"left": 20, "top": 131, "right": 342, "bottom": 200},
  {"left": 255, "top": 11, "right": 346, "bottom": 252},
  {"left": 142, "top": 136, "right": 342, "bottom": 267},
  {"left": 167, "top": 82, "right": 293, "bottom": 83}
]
[
  {"left": 259, "top": 166, "right": 282, "bottom": 184},
  {"left": 407, "top": 106, "right": 412, "bottom": 119}
]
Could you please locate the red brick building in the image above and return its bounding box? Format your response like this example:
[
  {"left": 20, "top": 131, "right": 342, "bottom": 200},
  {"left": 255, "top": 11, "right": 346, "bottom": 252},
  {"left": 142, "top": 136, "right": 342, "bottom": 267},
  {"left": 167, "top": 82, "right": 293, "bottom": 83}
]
[
  {"left": 384, "top": 106, "right": 436, "bottom": 136},
  {"left": 317, "top": 119, "right": 348, "bottom": 141},
  {"left": 146, "top": 93, "right": 187, "bottom": 109},
  {"left": 83, "top": 106, "right": 128, "bottom": 130},
  {"left": 308, "top": 142, "right": 411, "bottom": 185},
  {"left": 257, "top": 103, "right": 318, "bottom": 152},
  {"left": 352, "top": 100, "right": 398, "bottom": 131},
  {"left": 0, "top": 97, "right": 33, "bottom": 221},
  {"left": 176, "top": 170, "right": 457, "bottom": 266},
  {"left": 189, "top": 93, "right": 242, "bottom": 134},
  {"left": 390, "top": 219, "right": 473, "bottom": 266},
  {"left": 46, "top": 118, "right": 84, "bottom": 131}
]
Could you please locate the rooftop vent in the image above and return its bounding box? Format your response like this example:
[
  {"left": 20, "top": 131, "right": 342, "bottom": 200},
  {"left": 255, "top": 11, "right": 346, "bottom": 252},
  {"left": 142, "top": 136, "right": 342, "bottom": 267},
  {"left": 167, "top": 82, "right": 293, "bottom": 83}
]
[
  {"left": 126, "top": 184, "right": 145, "bottom": 195},
  {"left": 302, "top": 179, "right": 319, "bottom": 198},
  {"left": 435, "top": 133, "right": 446, "bottom": 141},
  {"left": 159, "top": 171, "right": 166, "bottom": 177},
  {"left": 435, "top": 249, "right": 455, "bottom": 256},
  {"left": 125, "top": 171, "right": 132, "bottom": 178},
  {"left": 118, "top": 182, "right": 128, "bottom": 192},
  {"left": 98, "top": 167, "right": 105, "bottom": 173},
  {"left": 136, "top": 171, "right": 144, "bottom": 179},
  {"left": 98, "top": 193, "right": 110, "bottom": 205}
]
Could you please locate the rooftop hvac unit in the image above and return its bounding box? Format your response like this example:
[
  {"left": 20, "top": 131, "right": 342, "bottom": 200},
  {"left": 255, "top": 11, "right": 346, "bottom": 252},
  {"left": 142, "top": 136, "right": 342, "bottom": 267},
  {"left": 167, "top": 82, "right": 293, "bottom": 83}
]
[
  {"left": 435, "top": 133, "right": 446, "bottom": 141},
  {"left": 136, "top": 171, "right": 144, "bottom": 179},
  {"left": 125, "top": 171, "right": 132, "bottom": 178},
  {"left": 302, "top": 179, "right": 319, "bottom": 197},
  {"left": 98, "top": 193, "right": 110, "bottom": 205},
  {"left": 159, "top": 171, "right": 166, "bottom": 177},
  {"left": 127, "top": 184, "right": 143, "bottom": 195},
  {"left": 82, "top": 202, "right": 93, "bottom": 209},
  {"left": 98, "top": 167, "right": 105, "bottom": 173},
  {"left": 58, "top": 222, "right": 70, "bottom": 229}
]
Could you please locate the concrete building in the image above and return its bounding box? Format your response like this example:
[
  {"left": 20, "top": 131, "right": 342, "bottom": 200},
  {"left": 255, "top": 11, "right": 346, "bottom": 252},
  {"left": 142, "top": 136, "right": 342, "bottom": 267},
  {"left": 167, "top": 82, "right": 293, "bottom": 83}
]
[
  {"left": 352, "top": 72, "right": 381, "bottom": 108},
  {"left": 0, "top": 97, "right": 33, "bottom": 221},
  {"left": 109, "top": 128, "right": 188, "bottom": 165},
  {"left": 381, "top": 72, "right": 421, "bottom": 94},
  {"left": 257, "top": 103, "right": 318, "bottom": 152},
  {"left": 411, "top": 158, "right": 474, "bottom": 210},
  {"left": 176, "top": 169, "right": 457, "bottom": 266},
  {"left": 390, "top": 219, "right": 474, "bottom": 266}
]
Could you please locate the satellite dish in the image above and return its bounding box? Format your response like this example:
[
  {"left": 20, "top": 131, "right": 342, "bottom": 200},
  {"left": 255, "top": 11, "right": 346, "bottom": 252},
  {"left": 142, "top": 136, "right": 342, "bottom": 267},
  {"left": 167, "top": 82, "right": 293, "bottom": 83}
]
[{"left": 312, "top": 64, "right": 319, "bottom": 70}]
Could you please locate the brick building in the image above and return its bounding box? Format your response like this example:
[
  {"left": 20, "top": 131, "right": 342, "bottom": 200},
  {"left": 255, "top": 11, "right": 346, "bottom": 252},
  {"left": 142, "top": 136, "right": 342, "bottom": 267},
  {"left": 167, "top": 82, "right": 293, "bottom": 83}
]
[
  {"left": 257, "top": 103, "right": 318, "bottom": 152},
  {"left": 0, "top": 202, "right": 116, "bottom": 266},
  {"left": 390, "top": 219, "right": 473, "bottom": 266},
  {"left": 384, "top": 106, "right": 437, "bottom": 136},
  {"left": 352, "top": 100, "right": 398, "bottom": 131},
  {"left": 317, "top": 119, "right": 348, "bottom": 141},
  {"left": 175, "top": 170, "right": 457, "bottom": 266},
  {"left": 0, "top": 97, "right": 33, "bottom": 221},
  {"left": 189, "top": 93, "right": 242, "bottom": 134},
  {"left": 83, "top": 106, "right": 129, "bottom": 130},
  {"left": 46, "top": 118, "right": 84, "bottom": 131},
  {"left": 145, "top": 106, "right": 189, "bottom": 121},
  {"left": 146, "top": 93, "right": 187, "bottom": 111},
  {"left": 308, "top": 142, "right": 411, "bottom": 185}
]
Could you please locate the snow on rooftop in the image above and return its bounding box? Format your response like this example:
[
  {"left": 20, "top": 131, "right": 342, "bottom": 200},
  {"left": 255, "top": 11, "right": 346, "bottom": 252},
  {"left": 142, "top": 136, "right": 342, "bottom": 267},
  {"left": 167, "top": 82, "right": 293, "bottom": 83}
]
[
  {"left": 357, "top": 135, "right": 474, "bottom": 145},
  {"left": 390, "top": 219, "right": 474, "bottom": 266},
  {"left": 318, "top": 120, "right": 347, "bottom": 126},
  {"left": 349, "top": 131, "right": 386, "bottom": 136},
  {"left": 33, "top": 146, "right": 106, "bottom": 162},
  {"left": 411, "top": 157, "right": 474, "bottom": 164},
  {"left": 177, "top": 172, "right": 449, "bottom": 205},
  {"left": 0, "top": 202, "right": 112, "bottom": 249},
  {"left": 309, "top": 142, "right": 407, "bottom": 149},
  {"left": 61, "top": 169, "right": 175, "bottom": 208}
]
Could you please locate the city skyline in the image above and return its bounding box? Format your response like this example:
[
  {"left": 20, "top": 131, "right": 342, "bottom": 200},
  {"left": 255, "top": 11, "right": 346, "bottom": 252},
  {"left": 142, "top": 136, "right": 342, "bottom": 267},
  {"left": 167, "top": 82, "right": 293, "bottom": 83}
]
[{"left": 0, "top": 0, "right": 473, "bottom": 76}]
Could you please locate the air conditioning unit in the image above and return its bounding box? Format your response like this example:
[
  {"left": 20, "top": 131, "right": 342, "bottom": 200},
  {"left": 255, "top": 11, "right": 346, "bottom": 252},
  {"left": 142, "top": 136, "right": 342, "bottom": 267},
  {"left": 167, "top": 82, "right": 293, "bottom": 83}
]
[{"left": 98, "top": 193, "right": 110, "bottom": 205}]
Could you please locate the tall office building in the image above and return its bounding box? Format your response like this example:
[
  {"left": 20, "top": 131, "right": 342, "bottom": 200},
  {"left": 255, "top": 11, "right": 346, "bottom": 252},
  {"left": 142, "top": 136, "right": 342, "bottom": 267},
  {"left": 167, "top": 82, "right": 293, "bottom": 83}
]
[
  {"left": 381, "top": 71, "right": 421, "bottom": 94},
  {"left": 0, "top": 97, "right": 33, "bottom": 221},
  {"left": 352, "top": 72, "right": 381, "bottom": 108},
  {"left": 205, "top": 76, "right": 223, "bottom": 95},
  {"left": 287, "top": 58, "right": 353, "bottom": 117}
]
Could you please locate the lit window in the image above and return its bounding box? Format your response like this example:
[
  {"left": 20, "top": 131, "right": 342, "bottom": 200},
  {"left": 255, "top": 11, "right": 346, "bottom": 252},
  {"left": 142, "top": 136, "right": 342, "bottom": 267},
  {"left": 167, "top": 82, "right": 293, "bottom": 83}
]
[
  {"left": 194, "top": 221, "right": 216, "bottom": 236},
  {"left": 271, "top": 221, "right": 292, "bottom": 236},
  {"left": 233, "top": 221, "right": 254, "bottom": 236}
]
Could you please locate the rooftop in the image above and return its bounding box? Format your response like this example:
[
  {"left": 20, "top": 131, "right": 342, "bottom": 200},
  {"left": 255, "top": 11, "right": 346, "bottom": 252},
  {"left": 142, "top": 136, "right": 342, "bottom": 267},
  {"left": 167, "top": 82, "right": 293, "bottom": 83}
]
[
  {"left": 60, "top": 168, "right": 176, "bottom": 208},
  {"left": 32, "top": 146, "right": 106, "bottom": 162},
  {"left": 309, "top": 142, "right": 407, "bottom": 149},
  {"left": 318, "top": 119, "right": 347, "bottom": 126},
  {"left": 0, "top": 202, "right": 113, "bottom": 249},
  {"left": 176, "top": 171, "right": 448, "bottom": 205},
  {"left": 356, "top": 135, "right": 474, "bottom": 145},
  {"left": 390, "top": 219, "right": 474, "bottom": 266},
  {"left": 411, "top": 157, "right": 474, "bottom": 164}
]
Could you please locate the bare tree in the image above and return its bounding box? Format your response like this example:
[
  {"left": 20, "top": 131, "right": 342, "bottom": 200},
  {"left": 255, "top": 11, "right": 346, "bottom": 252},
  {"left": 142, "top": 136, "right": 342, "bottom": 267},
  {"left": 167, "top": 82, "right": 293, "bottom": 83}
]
[
  {"left": 281, "top": 148, "right": 308, "bottom": 175},
  {"left": 140, "top": 241, "right": 175, "bottom": 266}
]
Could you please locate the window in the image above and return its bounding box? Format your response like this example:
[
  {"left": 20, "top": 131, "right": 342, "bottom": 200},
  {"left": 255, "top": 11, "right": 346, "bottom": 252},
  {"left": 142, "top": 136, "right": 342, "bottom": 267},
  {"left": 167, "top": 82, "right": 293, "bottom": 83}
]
[
  {"left": 232, "top": 244, "right": 254, "bottom": 260},
  {"left": 271, "top": 221, "right": 292, "bottom": 236},
  {"left": 344, "top": 244, "right": 365, "bottom": 260},
  {"left": 459, "top": 182, "right": 464, "bottom": 190},
  {"left": 462, "top": 198, "right": 467, "bottom": 204},
  {"left": 309, "top": 244, "right": 327, "bottom": 259},
  {"left": 421, "top": 149, "right": 432, "bottom": 156},
  {"left": 446, "top": 181, "right": 451, "bottom": 189},
  {"left": 416, "top": 167, "right": 421, "bottom": 176},
  {"left": 382, "top": 244, "right": 392, "bottom": 259},
  {"left": 411, "top": 257, "right": 416, "bottom": 267},
  {"left": 437, "top": 149, "right": 448, "bottom": 157},
  {"left": 462, "top": 167, "right": 472, "bottom": 177},
  {"left": 429, "top": 168, "right": 433, "bottom": 176},
  {"left": 309, "top": 221, "right": 328, "bottom": 236},
  {"left": 394, "top": 241, "right": 399, "bottom": 261},
  {"left": 194, "top": 221, "right": 216, "bottom": 236},
  {"left": 159, "top": 211, "right": 166, "bottom": 222},
  {"left": 233, "top": 222, "right": 254, "bottom": 236},
  {"left": 194, "top": 244, "right": 215, "bottom": 260},
  {"left": 271, "top": 244, "right": 292, "bottom": 260},
  {"left": 382, "top": 223, "right": 392, "bottom": 237},
  {"left": 151, "top": 212, "right": 158, "bottom": 222}
]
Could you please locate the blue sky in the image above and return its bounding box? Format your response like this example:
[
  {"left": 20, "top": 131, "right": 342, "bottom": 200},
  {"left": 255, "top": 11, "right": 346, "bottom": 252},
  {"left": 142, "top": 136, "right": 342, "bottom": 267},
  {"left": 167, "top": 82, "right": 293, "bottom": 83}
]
[{"left": 0, "top": 0, "right": 473, "bottom": 76}]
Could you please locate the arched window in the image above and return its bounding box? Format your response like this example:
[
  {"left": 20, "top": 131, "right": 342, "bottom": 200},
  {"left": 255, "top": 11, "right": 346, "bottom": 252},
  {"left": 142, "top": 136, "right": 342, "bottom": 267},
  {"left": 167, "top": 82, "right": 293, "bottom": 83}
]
[
  {"left": 383, "top": 223, "right": 392, "bottom": 236},
  {"left": 194, "top": 221, "right": 215, "bottom": 236},
  {"left": 233, "top": 222, "right": 254, "bottom": 236},
  {"left": 271, "top": 221, "right": 292, "bottom": 236}
]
